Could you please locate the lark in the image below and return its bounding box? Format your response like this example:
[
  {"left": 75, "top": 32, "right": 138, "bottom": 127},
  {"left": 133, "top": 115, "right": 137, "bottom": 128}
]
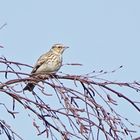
[{"left": 24, "top": 44, "right": 68, "bottom": 91}]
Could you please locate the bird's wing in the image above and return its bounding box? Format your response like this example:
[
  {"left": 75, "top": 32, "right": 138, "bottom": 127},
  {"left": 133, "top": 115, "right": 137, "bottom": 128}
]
[{"left": 31, "top": 52, "right": 49, "bottom": 74}]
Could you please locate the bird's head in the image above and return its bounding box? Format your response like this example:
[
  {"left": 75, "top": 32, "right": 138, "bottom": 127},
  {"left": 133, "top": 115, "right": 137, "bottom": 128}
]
[{"left": 51, "top": 44, "right": 69, "bottom": 54}]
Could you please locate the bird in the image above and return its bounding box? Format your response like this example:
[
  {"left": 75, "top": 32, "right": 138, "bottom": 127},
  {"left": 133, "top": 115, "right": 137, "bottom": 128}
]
[{"left": 23, "top": 44, "right": 69, "bottom": 91}]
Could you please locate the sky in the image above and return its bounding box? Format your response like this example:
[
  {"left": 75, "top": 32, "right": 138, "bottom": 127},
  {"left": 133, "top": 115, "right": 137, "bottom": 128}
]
[{"left": 0, "top": 0, "right": 140, "bottom": 140}]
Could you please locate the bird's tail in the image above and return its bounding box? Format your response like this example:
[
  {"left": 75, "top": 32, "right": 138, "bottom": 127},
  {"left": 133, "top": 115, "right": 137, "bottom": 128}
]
[{"left": 23, "top": 83, "right": 35, "bottom": 91}]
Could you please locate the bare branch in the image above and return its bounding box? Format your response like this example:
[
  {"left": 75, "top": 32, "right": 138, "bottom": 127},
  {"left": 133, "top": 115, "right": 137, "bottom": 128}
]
[
  {"left": 0, "top": 56, "right": 140, "bottom": 140},
  {"left": 0, "top": 23, "right": 7, "bottom": 30}
]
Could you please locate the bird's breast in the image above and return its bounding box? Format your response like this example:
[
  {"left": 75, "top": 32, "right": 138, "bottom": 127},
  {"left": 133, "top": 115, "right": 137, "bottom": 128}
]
[{"left": 36, "top": 55, "right": 62, "bottom": 74}]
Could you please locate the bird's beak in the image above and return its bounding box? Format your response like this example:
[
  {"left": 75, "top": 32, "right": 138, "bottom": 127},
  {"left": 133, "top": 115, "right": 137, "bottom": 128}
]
[{"left": 64, "top": 46, "right": 69, "bottom": 49}]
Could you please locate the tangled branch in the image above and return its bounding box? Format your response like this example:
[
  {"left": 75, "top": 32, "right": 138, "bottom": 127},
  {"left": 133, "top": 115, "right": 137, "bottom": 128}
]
[{"left": 0, "top": 54, "right": 140, "bottom": 140}]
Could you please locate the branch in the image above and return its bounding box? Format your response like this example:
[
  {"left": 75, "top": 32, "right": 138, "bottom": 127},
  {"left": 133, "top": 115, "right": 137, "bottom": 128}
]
[{"left": 0, "top": 56, "right": 140, "bottom": 140}]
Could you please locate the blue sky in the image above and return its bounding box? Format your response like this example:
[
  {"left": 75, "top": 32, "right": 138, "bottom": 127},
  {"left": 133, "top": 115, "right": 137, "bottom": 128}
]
[{"left": 0, "top": 0, "right": 140, "bottom": 139}]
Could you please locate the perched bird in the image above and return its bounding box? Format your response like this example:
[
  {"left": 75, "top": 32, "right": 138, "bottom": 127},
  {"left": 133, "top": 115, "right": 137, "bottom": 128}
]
[{"left": 24, "top": 44, "right": 69, "bottom": 91}]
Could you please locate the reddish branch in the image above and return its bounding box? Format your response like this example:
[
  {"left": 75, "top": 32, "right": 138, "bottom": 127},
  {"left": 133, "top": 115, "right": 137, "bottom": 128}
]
[{"left": 0, "top": 56, "right": 140, "bottom": 140}]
